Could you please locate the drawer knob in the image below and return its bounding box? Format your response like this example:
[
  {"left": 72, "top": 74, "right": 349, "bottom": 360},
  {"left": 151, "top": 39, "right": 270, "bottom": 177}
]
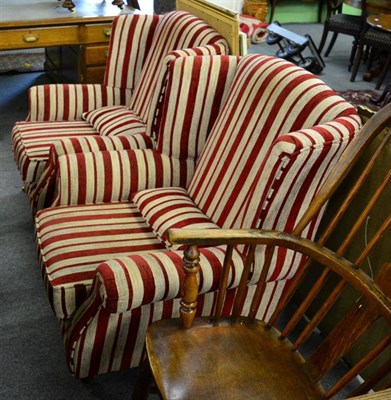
[
  {"left": 103, "top": 28, "right": 111, "bottom": 37},
  {"left": 23, "top": 34, "right": 39, "bottom": 43}
]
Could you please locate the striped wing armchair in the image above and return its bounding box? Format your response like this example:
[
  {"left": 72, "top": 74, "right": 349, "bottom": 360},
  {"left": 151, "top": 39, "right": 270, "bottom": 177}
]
[
  {"left": 11, "top": 11, "right": 229, "bottom": 212},
  {"left": 34, "top": 54, "right": 361, "bottom": 378}
]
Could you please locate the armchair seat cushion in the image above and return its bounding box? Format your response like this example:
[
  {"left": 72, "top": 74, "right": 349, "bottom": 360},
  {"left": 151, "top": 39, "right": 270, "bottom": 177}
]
[
  {"left": 82, "top": 105, "right": 147, "bottom": 137},
  {"left": 35, "top": 202, "right": 166, "bottom": 319},
  {"left": 12, "top": 120, "right": 98, "bottom": 183},
  {"left": 133, "top": 187, "right": 220, "bottom": 248}
]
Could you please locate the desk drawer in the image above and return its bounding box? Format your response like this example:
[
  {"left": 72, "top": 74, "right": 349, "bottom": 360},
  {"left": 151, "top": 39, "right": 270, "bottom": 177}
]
[
  {"left": 82, "top": 66, "right": 106, "bottom": 84},
  {"left": 84, "top": 45, "right": 109, "bottom": 65},
  {"left": 81, "top": 24, "right": 112, "bottom": 44},
  {"left": 0, "top": 26, "right": 79, "bottom": 50}
]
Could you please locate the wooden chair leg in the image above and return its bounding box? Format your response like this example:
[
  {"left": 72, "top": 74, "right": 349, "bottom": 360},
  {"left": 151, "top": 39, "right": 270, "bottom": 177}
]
[
  {"left": 325, "top": 32, "right": 338, "bottom": 57},
  {"left": 376, "top": 52, "right": 391, "bottom": 90},
  {"left": 348, "top": 39, "right": 359, "bottom": 71},
  {"left": 350, "top": 43, "right": 364, "bottom": 82},
  {"left": 131, "top": 359, "right": 154, "bottom": 400},
  {"left": 318, "top": 28, "right": 329, "bottom": 54}
]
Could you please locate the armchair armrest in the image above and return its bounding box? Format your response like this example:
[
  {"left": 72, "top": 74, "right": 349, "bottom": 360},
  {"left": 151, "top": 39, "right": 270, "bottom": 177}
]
[
  {"left": 31, "top": 134, "right": 155, "bottom": 212},
  {"left": 27, "top": 84, "right": 132, "bottom": 122},
  {"left": 95, "top": 245, "right": 244, "bottom": 314},
  {"left": 52, "top": 148, "right": 196, "bottom": 206}
]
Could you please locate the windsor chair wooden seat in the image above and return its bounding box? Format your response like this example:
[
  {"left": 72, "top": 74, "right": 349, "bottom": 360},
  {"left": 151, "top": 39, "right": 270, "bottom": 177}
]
[{"left": 132, "top": 103, "right": 391, "bottom": 399}]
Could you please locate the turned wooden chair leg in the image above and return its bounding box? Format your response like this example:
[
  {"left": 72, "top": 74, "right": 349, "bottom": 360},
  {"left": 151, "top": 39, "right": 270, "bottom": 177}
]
[{"left": 131, "top": 359, "right": 155, "bottom": 400}]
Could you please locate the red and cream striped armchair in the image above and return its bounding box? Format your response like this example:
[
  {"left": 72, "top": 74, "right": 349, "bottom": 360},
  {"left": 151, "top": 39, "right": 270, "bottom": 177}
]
[
  {"left": 11, "top": 11, "right": 229, "bottom": 212},
  {"left": 34, "top": 54, "right": 361, "bottom": 379}
]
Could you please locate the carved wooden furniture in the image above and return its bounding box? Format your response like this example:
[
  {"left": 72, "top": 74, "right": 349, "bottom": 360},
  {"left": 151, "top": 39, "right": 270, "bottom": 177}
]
[
  {"left": 0, "top": 0, "right": 138, "bottom": 83},
  {"left": 318, "top": 0, "right": 367, "bottom": 71},
  {"left": 134, "top": 102, "right": 391, "bottom": 399},
  {"left": 32, "top": 53, "right": 360, "bottom": 379}
]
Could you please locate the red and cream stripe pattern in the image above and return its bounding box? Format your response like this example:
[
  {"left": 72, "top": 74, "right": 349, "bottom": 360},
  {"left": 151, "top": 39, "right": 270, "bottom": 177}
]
[
  {"left": 27, "top": 84, "right": 132, "bottom": 122},
  {"left": 35, "top": 202, "right": 166, "bottom": 319},
  {"left": 62, "top": 245, "right": 243, "bottom": 377},
  {"left": 146, "top": 42, "right": 230, "bottom": 139},
  {"left": 29, "top": 134, "right": 155, "bottom": 213},
  {"left": 187, "top": 54, "right": 359, "bottom": 229},
  {"left": 155, "top": 55, "right": 239, "bottom": 160},
  {"left": 12, "top": 120, "right": 98, "bottom": 183},
  {"left": 28, "top": 53, "right": 235, "bottom": 211},
  {"left": 128, "top": 11, "right": 228, "bottom": 124},
  {"left": 13, "top": 12, "right": 228, "bottom": 192},
  {"left": 82, "top": 105, "right": 147, "bottom": 137},
  {"left": 53, "top": 149, "right": 195, "bottom": 207},
  {"left": 104, "top": 14, "right": 162, "bottom": 93},
  {"left": 132, "top": 187, "right": 220, "bottom": 248}
]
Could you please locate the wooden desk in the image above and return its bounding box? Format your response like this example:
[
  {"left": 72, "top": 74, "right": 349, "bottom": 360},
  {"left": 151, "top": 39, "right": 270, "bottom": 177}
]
[
  {"left": 0, "top": 0, "right": 150, "bottom": 83},
  {"left": 367, "top": 13, "right": 391, "bottom": 31},
  {"left": 344, "top": 0, "right": 391, "bottom": 14}
]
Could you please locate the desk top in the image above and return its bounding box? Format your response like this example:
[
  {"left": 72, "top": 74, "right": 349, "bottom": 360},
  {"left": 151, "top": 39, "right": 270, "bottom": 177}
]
[
  {"left": 367, "top": 13, "right": 391, "bottom": 31},
  {"left": 0, "top": 0, "right": 153, "bottom": 28},
  {"left": 345, "top": 0, "right": 391, "bottom": 14}
]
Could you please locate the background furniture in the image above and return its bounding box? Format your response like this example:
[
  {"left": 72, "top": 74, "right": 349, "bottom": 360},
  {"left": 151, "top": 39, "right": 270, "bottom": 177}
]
[
  {"left": 135, "top": 102, "right": 391, "bottom": 399},
  {"left": 0, "top": 0, "right": 141, "bottom": 83},
  {"left": 0, "top": 0, "right": 241, "bottom": 83},
  {"left": 318, "top": 0, "right": 367, "bottom": 70},
  {"left": 345, "top": 0, "right": 391, "bottom": 14},
  {"left": 61, "top": 0, "right": 140, "bottom": 12},
  {"left": 177, "top": 0, "right": 241, "bottom": 55},
  {"left": 350, "top": 14, "right": 391, "bottom": 89}
]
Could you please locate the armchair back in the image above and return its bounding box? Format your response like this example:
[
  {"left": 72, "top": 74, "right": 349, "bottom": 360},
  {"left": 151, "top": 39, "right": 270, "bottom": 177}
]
[
  {"left": 127, "top": 11, "right": 229, "bottom": 126},
  {"left": 189, "top": 55, "right": 361, "bottom": 230}
]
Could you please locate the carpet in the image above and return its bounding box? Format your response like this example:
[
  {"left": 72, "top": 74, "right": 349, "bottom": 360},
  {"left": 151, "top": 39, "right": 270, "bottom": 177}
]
[
  {"left": 336, "top": 89, "right": 382, "bottom": 112},
  {"left": 0, "top": 52, "right": 45, "bottom": 73}
]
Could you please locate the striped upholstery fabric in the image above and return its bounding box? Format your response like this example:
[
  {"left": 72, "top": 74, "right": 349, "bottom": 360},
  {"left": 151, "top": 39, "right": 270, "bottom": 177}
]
[
  {"left": 35, "top": 202, "right": 166, "bottom": 319},
  {"left": 132, "top": 187, "right": 220, "bottom": 248},
  {"left": 82, "top": 105, "right": 147, "bottom": 137},
  {"left": 12, "top": 120, "right": 98, "bottom": 184},
  {"left": 29, "top": 135, "right": 155, "bottom": 213},
  {"left": 103, "top": 14, "right": 162, "bottom": 94},
  {"left": 34, "top": 54, "right": 361, "bottom": 379},
  {"left": 155, "top": 55, "right": 239, "bottom": 160},
  {"left": 12, "top": 11, "right": 228, "bottom": 197},
  {"left": 26, "top": 84, "right": 132, "bottom": 123},
  {"left": 146, "top": 43, "right": 231, "bottom": 140},
  {"left": 52, "top": 149, "right": 195, "bottom": 206},
  {"left": 27, "top": 15, "right": 161, "bottom": 122},
  {"left": 187, "top": 55, "right": 360, "bottom": 228},
  {"left": 128, "top": 11, "right": 229, "bottom": 125},
  {"left": 51, "top": 55, "right": 238, "bottom": 208}
]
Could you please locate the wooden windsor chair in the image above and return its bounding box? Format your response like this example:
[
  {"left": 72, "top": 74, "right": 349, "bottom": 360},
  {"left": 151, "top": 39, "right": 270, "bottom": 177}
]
[{"left": 132, "top": 103, "right": 391, "bottom": 399}]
